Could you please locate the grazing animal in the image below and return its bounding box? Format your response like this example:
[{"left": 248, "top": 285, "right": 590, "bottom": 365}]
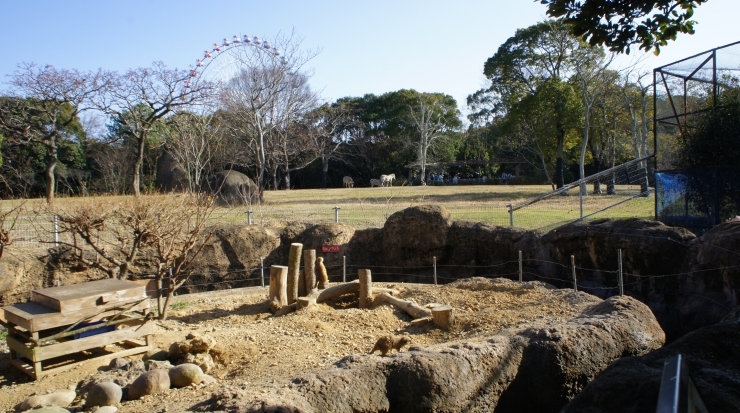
[
  {"left": 342, "top": 176, "right": 354, "bottom": 188},
  {"left": 380, "top": 173, "right": 396, "bottom": 187},
  {"left": 370, "top": 178, "right": 382, "bottom": 187},
  {"left": 369, "top": 335, "right": 411, "bottom": 356}
]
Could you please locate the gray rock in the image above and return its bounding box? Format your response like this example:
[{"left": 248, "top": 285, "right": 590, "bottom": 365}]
[
  {"left": 202, "top": 170, "right": 259, "bottom": 205},
  {"left": 169, "top": 363, "right": 204, "bottom": 388},
  {"left": 90, "top": 406, "right": 118, "bottom": 413},
  {"left": 201, "top": 374, "right": 218, "bottom": 384},
  {"left": 184, "top": 352, "right": 214, "bottom": 373},
  {"left": 127, "top": 369, "right": 170, "bottom": 400},
  {"left": 142, "top": 349, "right": 169, "bottom": 362},
  {"left": 24, "top": 407, "right": 70, "bottom": 413},
  {"left": 145, "top": 360, "right": 173, "bottom": 371},
  {"left": 126, "top": 360, "right": 145, "bottom": 372},
  {"left": 86, "top": 382, "right": 122, "bottom": 407},
  {"left": 108, "top": 358, "right": 128, "bottom": 370},
  {"left": 155, "top": 151, "right": 188, "bottom": 193}
]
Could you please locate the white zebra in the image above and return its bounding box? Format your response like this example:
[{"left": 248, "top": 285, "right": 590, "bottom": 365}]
[
  {"left": 370, "top": 178, "right": 382, "bottom": 187},
  {"left": 342, "top": 176, "right": 354, "bottom": 188},
  {"left": 380, "top": 173, "right": 395, "bottom": 187}
]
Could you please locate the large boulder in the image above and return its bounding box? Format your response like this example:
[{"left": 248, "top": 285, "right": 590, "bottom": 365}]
[
  {"left": 155, "top": 151, "right": 189, "bottom": 193},
  {"left": 86, "top": 382, "right": 123, "bottom": 407},
  {"left": 562, "top": 305, "right": 740, "bottom": 413},
  {"left": 19, "top": 390, "right": 76, "bottom": 411},
  {"left": 208, "top": 295, "right": 663, "bottom": 413},
  {"left": 382, "top": 205, "right": 453, "bottom": 268},
  {"left": 169, "top": 363, "right": 205, "bottom": 388},
  {"left": 284, "top": 223, "right": 356, "bottom": 271},
  {"left": 127, "top": 369, "right": 170, "bottom": 400},
  {"left": 203, "top": 170, "right": 259, "bottom": 206}
]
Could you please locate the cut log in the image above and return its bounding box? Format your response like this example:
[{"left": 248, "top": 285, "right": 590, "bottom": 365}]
[
  {"left": 432, "top": 305, "right": 454, "bottom": 330},
  {"left": 410, "top": 316, "right": 433, "bottom": 326},
  {"left": 316, "top": 257, "right": 329, "bottom": 290},
  {"left": 287, "top": 243, "right": 303, "bottom": 302},
  {"left": 273, "top": 303, "right": 296, "bottom": 317},
  {"left": 316, "top": 281, "right": 359, "bottom": 303},
  {"left": 358, "top": 269, "right": 373, "bottom": 309},
  {"left": 296, "top": 297, "right": 316, "bottom": 310},
  {"left": 375, "top": 292, "right": 431, "bottom": 319},
  {"left": 268, "top": 265, "right": 288, "bottom": 313},
  {"left": 303, "top": 249, "right": 317, "bottom": 293},
  {"left": 373, "top": 287, "right": 399, "bottom": 296}
]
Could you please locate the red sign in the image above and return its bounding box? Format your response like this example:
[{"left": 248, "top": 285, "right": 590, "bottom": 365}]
[{"left": 322, "top": 245, "right": 340, "bottom": 253}]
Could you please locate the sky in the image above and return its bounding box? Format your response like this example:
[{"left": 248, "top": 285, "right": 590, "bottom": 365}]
[{"left": 1, "top": 0, "right": 739, "bottom": 116}]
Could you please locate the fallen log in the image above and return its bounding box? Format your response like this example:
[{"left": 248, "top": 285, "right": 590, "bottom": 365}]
[
  {"left": 316, "top": 281, "right": 359, "bottom": 303},
  {"left": 375, "top": 292, "right": 430, "bottom": 319}
]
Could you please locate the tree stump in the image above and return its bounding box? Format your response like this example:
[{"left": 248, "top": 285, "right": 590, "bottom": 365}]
[
  {"left": 303, "top": 249, "right": 317, "bottom": 293},
  {"left": 268, "top": 265, "right": 288, "bottom": 313},
  {"left": 287, "top": 243, "right": 303, "bottom": 303},
  {"left": 316, "top": 257, "right": 329, "bottom": 289},
  {"left": 296, "top": 296, "right": 316, "bottom": 310},
  {"left": 431, "top": 305, "right": 454, "bottom": 330},
  {"left": 358, "top": 269, "right": 373, "bottom": 309}
]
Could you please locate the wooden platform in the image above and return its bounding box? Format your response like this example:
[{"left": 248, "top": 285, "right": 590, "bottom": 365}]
[{"left": 2, "top": 279, "right": 153, "bottom": 380}]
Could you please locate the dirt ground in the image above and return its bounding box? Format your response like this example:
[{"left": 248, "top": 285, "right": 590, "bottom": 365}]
[{"left": 0, "top": 278, "right": 600, "bottom": 413}]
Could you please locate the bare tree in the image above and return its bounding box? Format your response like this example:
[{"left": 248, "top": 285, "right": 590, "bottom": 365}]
[
  {"left": 0, "top": 201, "right": 25, "bottom": 260},
  {"left": 407, "top": 94, "right": 460, "bottom": 185},
  {"left": 93, "top": 62, "right": 213, "bottom": 196},
  {"left": 218, "top": 31, "right": 319, "bottom": 192},
  {"left": 165, "top": 112, "right": 225, "bottom": 192},
  {"left": 0, "top": 63, "right": 111, "bottom": 203}
]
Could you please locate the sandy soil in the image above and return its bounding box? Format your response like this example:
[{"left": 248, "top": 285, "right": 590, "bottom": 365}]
[{"left": 0, "top": 278, "right": 599, "bottom": 413}]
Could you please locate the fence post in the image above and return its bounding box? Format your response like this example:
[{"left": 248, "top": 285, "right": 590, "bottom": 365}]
[
  {"left": 342, "top": 255, "right": 346, "bottom": 283},
  {"left": 508, "top": 204, "right": 514, "bottom": 227},
  {"left": 247, "top": 210, "right": 254, "bottom": 225},
  {"left": 518, "top": 250, "right": 523, "bottom": 283},
  {"left": 571, "top": 255, "right": 577, "bottom": 291},
  {"left": 617, "top": 249, "right": 623, "bottom": 296},
  {"left": 260, "top": 257, "right": 265, "bottom": 288},
  {"left": 333, "top": 206, "right": 341, "bottom": 223},
  {"left": 433, "top": 256, "right": 437, "bottom": 285},
  {"left": 54, "top": 215, "right": 59, "bottom": 246}
]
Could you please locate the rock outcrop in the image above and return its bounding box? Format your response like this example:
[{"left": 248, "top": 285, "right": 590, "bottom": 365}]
[
  {"left": 208, "top": 296, "right": 664, "bottom": 413},
  {"left": 203, "top": 170, "right": 259, "bottom": 206},
  {"left": 155, "top": 151, "right": 189, "bottom": 193}
]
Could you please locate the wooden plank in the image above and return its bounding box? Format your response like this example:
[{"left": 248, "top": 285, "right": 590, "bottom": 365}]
[
  {"left": 11, "top": 344, "right": 152, "bottom": 380},
  {"left": 31, "top": 279, "right": 146, "bottom": 313},
  {"left": 10, "top": 322, "right": 153, "bottom": 362},
  {"left": 3, "top": 299, "right": 150, "bottom": 332}
]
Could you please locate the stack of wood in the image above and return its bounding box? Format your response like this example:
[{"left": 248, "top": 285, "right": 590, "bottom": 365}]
[{"left": 267, "top": 245, "right": 453, "bottom": 330}]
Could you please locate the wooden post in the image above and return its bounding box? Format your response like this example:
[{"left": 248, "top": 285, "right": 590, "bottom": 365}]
[
  {"left": 260, "top": 257, "right": 265, "bottom": 288},
  {"left": 431, "top": 305, "right": 454, "bottom": 330},
  {"left": 342, "top": 255, "right": 346, "bottom": 283},
  {"left": 518, "top": 250, "right": 523, "bottom": 282},
  {"left": 358, "top": 269, "right": 373, "bottom": 309},
  {"left": 433, "top": 256, "right": 437, "bottom": 285},
  {"left": 618, "top": 249, "right": 624, "bottom": 296},
  {"left": 268, "top": 265, "right": 288, "bottom": 313},
  {"left": 303, "top": 249, "right": 317, "bottom": 292},
  {"left": 571, "top": 255, "right": 577, "bottom": 291},
  {"left": 287, "top": 243, "right": 303, "bottom": 302}
]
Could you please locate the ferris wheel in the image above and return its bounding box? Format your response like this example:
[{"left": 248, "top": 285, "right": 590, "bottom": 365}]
[{"left": 185, "top": 34, "right": 288, "bottom": 92}]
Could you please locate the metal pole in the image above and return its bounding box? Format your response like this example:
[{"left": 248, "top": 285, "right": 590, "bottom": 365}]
[
  {"left": 571, "top": 255, "right": 577, "bottom": 291},
  {"left": 333, "top": 206, "right": 340, "bottom": 223},
  {"left": 247, "top": 210, "right": 254, "bottom": 225},
  {"left": 342, "top": 255, "right": 346, "bottom": 283},
  {"left": 54, "top": 215, "right": 59, "bottom": 246},
  {"left": 260, "top": 257, "right": 265, "bottom": 288},
  {"left": 433, "top": 256, "right": 437, "bottom": 285},
  {"left": 518, "top": 250, "right": 523, "bottom": 283},
  {"left": 508, "top": 204, "right": 514, "bottom": 227},
  {"left": 617, "top": 249, "right": 623, "bottom": 296}
]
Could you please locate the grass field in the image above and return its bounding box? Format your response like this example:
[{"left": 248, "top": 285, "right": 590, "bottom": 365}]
[{"left": 2, "top": 184, "right": 655, "bottom": 248}]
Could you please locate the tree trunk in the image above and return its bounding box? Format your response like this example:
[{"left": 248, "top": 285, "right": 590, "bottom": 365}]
[
  {"left": 358, "top": 269, "right": 373, "bottom": 309},
  {"left": 555, "top": 122, "right": 565, "bottom": 189},
  {"left": 44, "top": 142, "right": 58, "bottom": 204},
  {"left": 321, "top": 157, "right": 329, "bottom": 189},
  {"left": 431, "top": 305, "right": 454, "bottom": 331},
  {"left": 303, "top": 249, "right": 316, "bottom": 292},
  {"left": 132, "top": 135, "right": 146, "bottom": 196},
  {"left": 287, "top": 243, "right": 303, "bottom": 303},
  {"left": 268, "top": 265, "right": 288, "bottom": 313}
]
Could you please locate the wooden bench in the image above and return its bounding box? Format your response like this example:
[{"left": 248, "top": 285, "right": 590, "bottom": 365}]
[{"left": 1, "top": 279, "right": 154, "bottom": 380}]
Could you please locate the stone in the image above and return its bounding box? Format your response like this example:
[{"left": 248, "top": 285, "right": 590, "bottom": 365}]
[
  {"left": 90, "top": 406, "right": 118, "bottom": 413},
  {"left": 145, "top": 360, "right": 173, "bottom": 371},
  {"left": 168, "top": 333, "right": 217, "bottom": 362},
  {"left": 562, "top": 304, "right": 740, "bottom": 413},
  {"left": 184, "top": 352, "right": 215, "bottom": 373},
  {"left": 201, "top": 374, "right": 218, "bottom": 384},
  {"left": 169, "top": 363, "right": 204, "bottom": 388},
  {"left": 108, "top": 358, "right": 128, "bottom": 370},
  {"left": 202, "top": 170, "right": 259, "bottom": 205},
  {"left": 20, "top": 390, "right": 76, "bottom": 410},
  {"left": 127, "top": 369, "right": 170, "bottom": 400},
  {"left": 126, "top": 360, "right": 145, "bottom": 372},
  {"left": 23, "top": 407, "right": 70, "bottom": 413},
  {"left": 382, "top": 205, "right": 452, "bottom": 268},
  {"left": 86, "top": 382, "right": 122, "bottom": 407},
  {"left": 155, "top": 151, "right": 189, "bottom": 193},
  {"left": 142, "top": 349, "right": 169, "bottom": 362}
]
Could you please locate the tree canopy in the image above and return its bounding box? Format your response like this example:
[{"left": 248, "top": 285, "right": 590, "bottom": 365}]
[{"left": 539, "top": 0, "right": 709, "bottom": 54}]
